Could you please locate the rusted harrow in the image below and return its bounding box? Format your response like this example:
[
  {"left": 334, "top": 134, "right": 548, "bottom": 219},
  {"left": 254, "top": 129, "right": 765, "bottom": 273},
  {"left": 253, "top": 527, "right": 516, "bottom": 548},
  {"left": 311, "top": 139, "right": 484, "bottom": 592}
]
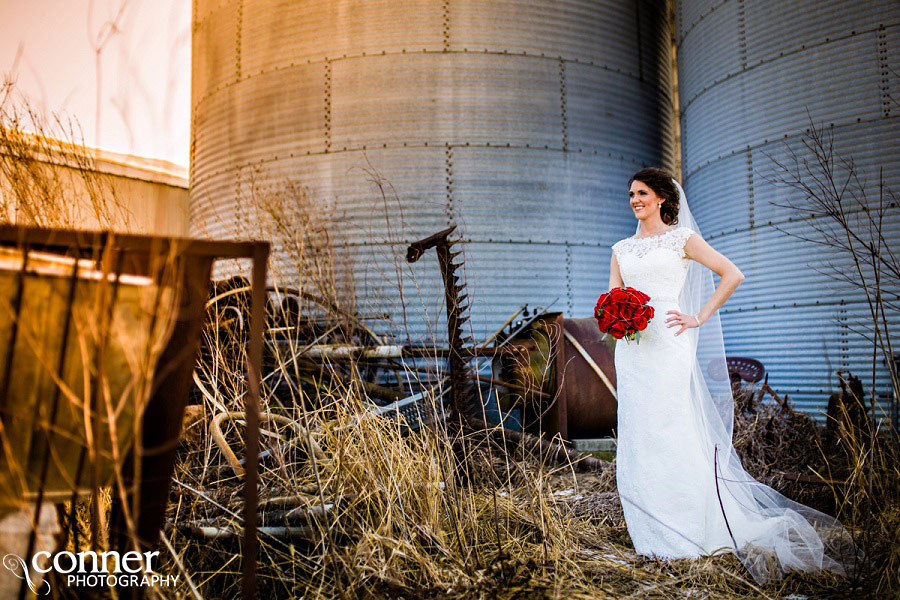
[{"left": 406, "top": 226, "right": 476, "bottom": 418}]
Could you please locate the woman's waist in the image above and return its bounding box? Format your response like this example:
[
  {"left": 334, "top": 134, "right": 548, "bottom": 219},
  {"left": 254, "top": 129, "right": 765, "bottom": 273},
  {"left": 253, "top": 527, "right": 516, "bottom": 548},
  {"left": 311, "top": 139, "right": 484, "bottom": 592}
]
[
  {"left": 621, "top": 283, "right": 681, "bottom": 305},
  {"left": 646, "top": 295, "right": 681, "bottom": 305}
]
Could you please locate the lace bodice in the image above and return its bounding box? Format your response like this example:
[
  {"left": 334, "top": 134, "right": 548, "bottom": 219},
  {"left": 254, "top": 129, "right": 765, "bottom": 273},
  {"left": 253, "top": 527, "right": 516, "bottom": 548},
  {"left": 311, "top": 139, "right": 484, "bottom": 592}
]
[{"left": 612, "top": 226, "right": 696, "bottom": 303}]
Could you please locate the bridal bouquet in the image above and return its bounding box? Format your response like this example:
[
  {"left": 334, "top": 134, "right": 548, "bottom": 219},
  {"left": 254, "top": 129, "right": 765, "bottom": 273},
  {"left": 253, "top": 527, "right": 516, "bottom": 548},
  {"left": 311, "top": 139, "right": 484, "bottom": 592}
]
[{"left": 594, "top": 286, "right": 654, "bottom": 343}]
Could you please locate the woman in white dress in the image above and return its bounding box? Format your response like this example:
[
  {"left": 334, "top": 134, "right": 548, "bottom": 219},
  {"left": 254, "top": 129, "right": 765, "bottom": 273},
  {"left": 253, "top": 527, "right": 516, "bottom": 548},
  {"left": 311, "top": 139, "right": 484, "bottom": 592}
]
[{"left": 608, "top": 167, "right": 857, "bottom": 584}]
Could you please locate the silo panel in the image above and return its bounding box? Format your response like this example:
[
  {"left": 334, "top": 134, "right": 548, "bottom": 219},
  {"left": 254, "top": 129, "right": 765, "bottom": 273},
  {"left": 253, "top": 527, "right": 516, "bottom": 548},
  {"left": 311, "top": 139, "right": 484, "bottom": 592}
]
[
  {"left": 744, "top": 1, "right": 899, "bottom": 66},
  {"left": 191, "top": 87, "right": 237, "bottom": 177},
  {"left": 240, "top": 1, "right": 444, "bottom": 74},
  {"left": 750, "top": 119, "right": 900, "bottom": 226},
  {"left": 570, "top": 245, "right": 609, "bottom": 317},
  {"left": 678, "top": 0, "right": 727, "bottom": 44},
  {"left": 219, "top": 148, "right": 450, "bottom": 241},
  {"left": 567, "top": 65, "right": 667, "bottom": 163},
  {"left": 192, "top": 63, "right": 328, "bottom": 176},
  {"left": 330, "top": 54, "right": 561, "bottom": 151},
  {"left": 705, "top": 216, "right": 900, "bottom": 309},
  {"left": 889, "top": 23, "right": 900, "bottom": 82},
  {"left": 190, "top": 173, "right": 241, "bottom": 239},
  {"left": 450, "top": 148, "right": 615, "bottom": 245},
  {"left": 676, "top": 0, "right": 740, "bottom": 108},
  {"left": 192, "top": 1, "right": 239, "bottom": 101},
  {"left": 458, "top": 242, "right": 570, "bottom": 340},
  {"left": 316, "top": 149, "right": 450, "bottom": 240},
  {"left": 448, "top": 0, "right": 637, "bottom": 72},
  {"left": 638, "top": 0, "right": 677, "bottom": 87},
  {"left": 681, "top": 152, "right": 750, "bottom": 235},
  {"left": 194, "top": 0, "right": 233, "bottom": 24},
  {"left": 720, "top": 306, "right": 847, "bottom": 416},
  {"left": 682, "top": 120, "right": 900, "bottom": 235},
  {"left": 721, "top": 303, "right": 900, "bottom": 419},
  {"left": 682, "top": 33, "right": 884, "bottom": 173}
]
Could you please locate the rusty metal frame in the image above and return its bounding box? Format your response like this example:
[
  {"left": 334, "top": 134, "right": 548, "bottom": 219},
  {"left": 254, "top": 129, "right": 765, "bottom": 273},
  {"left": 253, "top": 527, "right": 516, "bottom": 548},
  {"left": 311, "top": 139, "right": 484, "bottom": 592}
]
[
  {"left": 548, "top": 312, "right": 569, "bottom": 442},
  {"left": 0, "top": 224, "right": 268, "bottom": 599}
]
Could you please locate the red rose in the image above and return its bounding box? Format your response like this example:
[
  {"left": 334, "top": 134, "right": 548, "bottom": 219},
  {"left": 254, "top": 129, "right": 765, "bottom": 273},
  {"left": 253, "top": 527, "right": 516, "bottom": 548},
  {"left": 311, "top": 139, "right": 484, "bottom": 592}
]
[
  {"left": 634, "top": 316, "right": 648, "bottom": 330},
  {"left": 609, "top": 322, "right": 626, "bottom": 339},
  {"left": 599, "top": 313, "right": 615, "bottom": 330},
  {"left": 610, "top": 288, "right": 628, "bottom": 303},
  {"left": 644, "top": 305, "right": 654, "bottom": 319}
]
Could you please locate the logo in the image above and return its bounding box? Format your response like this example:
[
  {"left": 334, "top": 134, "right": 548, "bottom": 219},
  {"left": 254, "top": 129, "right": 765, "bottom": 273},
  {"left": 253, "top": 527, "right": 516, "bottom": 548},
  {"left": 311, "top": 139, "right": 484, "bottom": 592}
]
[
  {"left": 3, "top": 553, "right": 49, "bottom": 595},
  {"left": 3, "top": 550, "right": 180, "bottom": 593}
]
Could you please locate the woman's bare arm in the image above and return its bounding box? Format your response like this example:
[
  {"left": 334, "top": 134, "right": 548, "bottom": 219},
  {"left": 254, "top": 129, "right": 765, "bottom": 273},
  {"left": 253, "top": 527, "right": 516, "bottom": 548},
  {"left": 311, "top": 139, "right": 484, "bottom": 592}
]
[
  {"left": 668, "top": 234, "right": 744, "bottom": 334},
  {"left": 608, "top": 252, "right": 624, "bottom": 291}
]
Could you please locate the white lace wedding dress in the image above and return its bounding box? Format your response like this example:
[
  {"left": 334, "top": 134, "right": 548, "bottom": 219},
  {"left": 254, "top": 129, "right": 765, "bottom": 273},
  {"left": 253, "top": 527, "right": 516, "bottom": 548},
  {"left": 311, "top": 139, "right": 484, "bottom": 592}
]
[
  {"left": 612, "top": 226, "right": 736, "bottom": 558},
  {"left": 610, "top": 226, "right": 856, "bottom": 580}
]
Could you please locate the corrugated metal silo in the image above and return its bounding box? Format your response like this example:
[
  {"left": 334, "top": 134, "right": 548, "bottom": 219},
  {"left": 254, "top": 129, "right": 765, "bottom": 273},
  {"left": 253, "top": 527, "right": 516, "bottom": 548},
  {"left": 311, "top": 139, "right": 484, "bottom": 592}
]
[
  {"left": 675, "top": 0, "right": 900, "bottom": 418},
  {"left": 190, "top": 0, "right": 676, "bottom": 342}
]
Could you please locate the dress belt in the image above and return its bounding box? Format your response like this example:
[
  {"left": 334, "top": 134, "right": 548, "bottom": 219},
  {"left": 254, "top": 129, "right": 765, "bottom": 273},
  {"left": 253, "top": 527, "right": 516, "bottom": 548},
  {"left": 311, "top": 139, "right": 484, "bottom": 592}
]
[{"left": 649, "top": 296, "right": 679, "bottom": 303}]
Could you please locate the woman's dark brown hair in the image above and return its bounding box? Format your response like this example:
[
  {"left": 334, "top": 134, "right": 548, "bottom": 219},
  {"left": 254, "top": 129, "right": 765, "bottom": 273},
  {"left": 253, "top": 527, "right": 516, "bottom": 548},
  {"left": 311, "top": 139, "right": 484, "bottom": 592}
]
[{"left": 629, "top": 167, "right": 679, "bottom": 225}]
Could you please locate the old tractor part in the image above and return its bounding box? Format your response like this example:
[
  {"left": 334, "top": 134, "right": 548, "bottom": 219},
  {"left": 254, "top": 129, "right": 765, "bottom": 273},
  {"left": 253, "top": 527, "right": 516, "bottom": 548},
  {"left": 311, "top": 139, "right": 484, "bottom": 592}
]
[
  {"left": 492, "top": 314, "right": 618, "bottom": 440},
  {"left": 406, "top": 226, "right": 476, "bottom": 418},
  {"left": 561, "top": 317, "right": 618, "bottom": 438}
]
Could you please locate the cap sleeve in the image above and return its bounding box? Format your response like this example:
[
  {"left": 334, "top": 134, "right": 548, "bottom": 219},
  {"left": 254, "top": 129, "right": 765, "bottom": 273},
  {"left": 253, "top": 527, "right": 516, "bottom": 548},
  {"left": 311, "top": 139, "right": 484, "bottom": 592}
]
[{"left": 674, "top": 226, "right": 696, "bottom": 258}]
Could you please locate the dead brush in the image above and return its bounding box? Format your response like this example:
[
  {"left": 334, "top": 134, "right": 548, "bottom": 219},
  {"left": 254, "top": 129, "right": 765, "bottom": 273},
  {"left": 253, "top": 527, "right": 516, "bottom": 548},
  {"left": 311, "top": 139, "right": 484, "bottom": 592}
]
[
  {"left": 0, "top": 79, "right": 131, "bottom": 231},
  {"left": 819, "top": 374, "right": 900, "bottom": 597}
]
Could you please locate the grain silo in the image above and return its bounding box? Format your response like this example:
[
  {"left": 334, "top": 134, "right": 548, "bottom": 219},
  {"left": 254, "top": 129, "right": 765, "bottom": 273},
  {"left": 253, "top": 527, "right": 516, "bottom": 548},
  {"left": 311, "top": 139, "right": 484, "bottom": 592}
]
[
  {"left": 675, "top": 0, "right": 900, "bottom": 417},
  {"left": 190, "top": 0, "right": 676, "bottom": 342}
]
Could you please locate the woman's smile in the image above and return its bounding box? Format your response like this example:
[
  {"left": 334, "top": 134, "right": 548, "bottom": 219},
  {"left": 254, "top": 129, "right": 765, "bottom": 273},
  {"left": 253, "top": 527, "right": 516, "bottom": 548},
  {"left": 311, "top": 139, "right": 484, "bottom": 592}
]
[{"left": 628, "top": 180, "right": 665, "bottom": 224}]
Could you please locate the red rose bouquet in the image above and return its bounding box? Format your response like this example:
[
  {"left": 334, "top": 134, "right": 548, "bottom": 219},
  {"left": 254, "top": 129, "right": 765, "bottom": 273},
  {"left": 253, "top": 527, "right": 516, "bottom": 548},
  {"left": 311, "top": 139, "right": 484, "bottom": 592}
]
[{"left": 594, "top": 286, "right": 655, "bottom": 343}]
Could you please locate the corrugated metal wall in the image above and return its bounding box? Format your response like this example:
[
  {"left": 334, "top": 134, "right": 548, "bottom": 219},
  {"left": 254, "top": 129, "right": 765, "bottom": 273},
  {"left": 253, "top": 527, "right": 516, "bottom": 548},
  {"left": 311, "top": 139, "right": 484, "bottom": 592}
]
[
  {"left": 676, "top": 0, "right": 900, "bottom": 418},
  {"left": 190, "top": 0, "right": 676, "bottom": 342}
]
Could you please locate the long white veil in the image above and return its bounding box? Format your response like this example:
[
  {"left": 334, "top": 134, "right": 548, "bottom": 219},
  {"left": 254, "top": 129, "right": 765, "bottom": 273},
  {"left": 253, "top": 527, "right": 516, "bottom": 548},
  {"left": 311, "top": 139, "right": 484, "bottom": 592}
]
[{"left": 634, "top": 179, "right": 860, "bottom": 583}]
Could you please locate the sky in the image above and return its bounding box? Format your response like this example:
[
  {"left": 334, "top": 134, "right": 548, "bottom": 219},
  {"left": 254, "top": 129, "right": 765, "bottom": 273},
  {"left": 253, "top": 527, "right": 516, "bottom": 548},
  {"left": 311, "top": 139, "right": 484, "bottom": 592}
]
[{"left": 1, "top": 0, "right": 191, "bottom": 168}]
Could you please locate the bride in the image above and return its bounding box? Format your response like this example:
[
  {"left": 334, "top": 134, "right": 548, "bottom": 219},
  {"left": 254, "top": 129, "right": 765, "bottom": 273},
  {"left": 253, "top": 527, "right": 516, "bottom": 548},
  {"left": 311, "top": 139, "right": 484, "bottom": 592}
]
[{"left": 608, "top": 167, "right": 857, "bottom": 584}]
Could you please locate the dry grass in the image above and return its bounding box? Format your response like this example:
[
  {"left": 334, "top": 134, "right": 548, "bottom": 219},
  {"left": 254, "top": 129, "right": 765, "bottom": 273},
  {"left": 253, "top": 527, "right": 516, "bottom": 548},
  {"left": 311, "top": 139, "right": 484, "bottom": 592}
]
[
  {"left": 0, "top": 79, "right": 131, "bottom": 230},
  {"left": 164, "top": 379, "right": 898, "bottom": 599}
]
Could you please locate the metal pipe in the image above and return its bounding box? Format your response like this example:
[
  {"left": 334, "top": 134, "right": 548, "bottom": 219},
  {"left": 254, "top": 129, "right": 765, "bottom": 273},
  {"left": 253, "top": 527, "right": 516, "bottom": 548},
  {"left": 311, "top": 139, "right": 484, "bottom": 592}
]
[
  {"left": 187, "top": 524, "right": 315, "bottom": 540},
  {"left": 288, "top": 343, "right": 530, "bottom": 359}
]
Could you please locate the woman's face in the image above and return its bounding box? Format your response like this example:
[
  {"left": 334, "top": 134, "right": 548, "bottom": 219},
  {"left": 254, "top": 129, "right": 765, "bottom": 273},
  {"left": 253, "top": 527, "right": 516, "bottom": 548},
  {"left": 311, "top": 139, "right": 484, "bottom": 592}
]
[{"left": 629, "top": 180, "right": 664, "bottom": 221}]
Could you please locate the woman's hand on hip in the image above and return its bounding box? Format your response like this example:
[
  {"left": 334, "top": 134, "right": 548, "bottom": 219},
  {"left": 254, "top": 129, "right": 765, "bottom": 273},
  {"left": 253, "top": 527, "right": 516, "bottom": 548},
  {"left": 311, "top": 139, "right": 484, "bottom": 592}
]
[{"left": 665, "top": 310, "right": 700, "bottom": 336}]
